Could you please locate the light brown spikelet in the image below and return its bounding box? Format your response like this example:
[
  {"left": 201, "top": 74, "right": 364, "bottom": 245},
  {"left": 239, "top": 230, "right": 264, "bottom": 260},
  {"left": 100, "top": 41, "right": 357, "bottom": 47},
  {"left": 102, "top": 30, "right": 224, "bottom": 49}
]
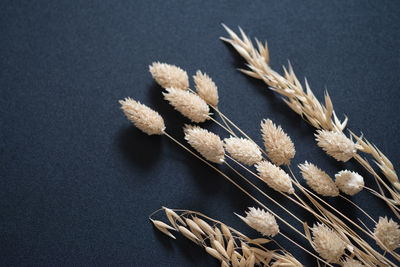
[
  {"left": 184, "top": 125, "right": 225, "bottom": 164},
  {"left": 312, "top": 223, "right": 345, "bottom": 263},
  {"left": 149, "top": 62, "right": 189, "bottom": 90},
  {"left": 341, "top": 258, "right": 364, "bottom": 267},
  {"left": 223, "top": 137, "right": 262, "bottom": 165},
  {"left": 261, "top": 119, "right": 295, "bottom": 166},
  {"left": 374, "top": 217, "right": 400, "bottom": 251},
  {"left": 298, "top": 162, "right": 339, "bottom": 197},
  {"left": 255, "top": 161, "right": 294, "bottom": 194},
  {"left": 119, "top": 97, "right": 165, "bottom": 135},
  {"left": 236, "top": 207, "right": 279, "bottom": 237},
  {"left": 272, "top": 254, "right": 303, "bottom": 267},
  {"left": 335, "top": 170, "right": 364, "bottom": 196},
  {"left": 315, "top": 130, "right": 356, "bottom": 162},
  {"left": 193, "top": 70, "right": 219, "bottom": 106},
  {"left": 163, "top": 88, "right": 210, "bottom": 123}
]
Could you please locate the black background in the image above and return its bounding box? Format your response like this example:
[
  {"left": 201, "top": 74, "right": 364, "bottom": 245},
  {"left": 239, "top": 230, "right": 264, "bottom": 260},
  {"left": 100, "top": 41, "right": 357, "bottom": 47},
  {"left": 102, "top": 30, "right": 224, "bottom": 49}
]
[{"left": 1, "top": 1, "right": 400, "bottom": 266}]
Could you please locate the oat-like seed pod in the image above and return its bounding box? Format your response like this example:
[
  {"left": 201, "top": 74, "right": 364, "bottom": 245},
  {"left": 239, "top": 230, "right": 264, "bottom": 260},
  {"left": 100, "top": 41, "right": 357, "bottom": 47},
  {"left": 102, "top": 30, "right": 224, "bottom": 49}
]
[
  {"left": 255, "top": 160, "right": 294, "bottom": 194},
  {"left": 374, "top": 216, "right": 400, "bottom": 251},
  {"left": 236, "top": 207, "right": 279, "bottom": 237},
  {"left": 341, "top": 258, "right": 364, "bottom": 267},
  {"left": 272, "top": 254, "right": 303, "bottom": 267},
  {"left": 312, "top": 223, "right": 345, "bottom": 263},
  {"left": 261, "top": 119, "right": 295, "bottom": 166},
  {"left": 119, "top": 97, "right": 165, "bottom": 135},
  {"left": 223, "top": 137, "right": 262, "bottom": 165},
  {"left": 335, "top": 170, "right": 364, "bottom": 196},
  {"left": 315, "top": 130, "right": 356, "bottom": 162},
  {"left": 149, "top": 62, "right": 189, "bottom": 90},
  {"left": 163, "top": 88, "right": 210, "bottom": 123},
  {"left": 298, "top": 161, "right": 339, "bottom": 197},
  {"left": 193, "top": 70, "right": 219, "bottom": 106},
  {"left": 184, "top": 125, "right": 225, "bottom": 164}
]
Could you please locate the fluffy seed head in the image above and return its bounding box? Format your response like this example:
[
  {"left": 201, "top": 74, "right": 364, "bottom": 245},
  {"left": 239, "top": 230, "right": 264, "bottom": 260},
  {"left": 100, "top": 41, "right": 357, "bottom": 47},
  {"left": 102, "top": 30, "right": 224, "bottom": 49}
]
[
  {"left": 237, "top": 207, "right": 279, "bottom": 237},
  {"left": 335, "top": 170, "right": 364, "bottom": 196},
  {"left": 119, "top": 98, "right": 165, "bottom": 135},
  {"left": 163, "top": 88, "right": 210, "bottom": 123},
  {"left": 255, "top": 161, "right": 294, "bottom": 194},
  {"left": 149, "top": 62, "right": 189, "bottom": 90},
  {"left": 315, "top": 130, "right": 356, "bottom": 162},
  {"left": 312, "top": 223, "right": 345, "bottom": 263},
  {"left": 193, "top": 70, "right": 219, "bottom": 106},
  {"left": 223, "top": 137, "right": 262, "bottom": 165},
  {"left": 184, "top": 125, "right": 224, "bottom": 164},
  {"left": 341, "top": 258, "right": 364, "bottom": 267},
  {"left": 298, "top": 162, "right": 339, "bottom": 197},
  {"left": 374, "top": 217, "right": 400, "bottom": 251},
  {"left": 261, "top": 119, "right": 295, "bottom": 166}
]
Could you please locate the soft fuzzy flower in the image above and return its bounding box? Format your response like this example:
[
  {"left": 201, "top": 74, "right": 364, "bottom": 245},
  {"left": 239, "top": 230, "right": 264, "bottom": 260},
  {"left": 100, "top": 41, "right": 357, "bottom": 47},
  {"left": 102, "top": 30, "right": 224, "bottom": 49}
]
[
  {"left": 184, "top": 125, "right": 224, "bottom": 164},
  {"left": 236, "top": 207, "right": 279, "bottom": 237},
  {"left": 149, "top": 62, "right": 189, "bottom": 90},
  {"left": 261, "top": 119, "right": 295, "bottom": 166},
  {"left": 163, "top": 88, "right": 210, "bottom": 123},
  {"left": 298, "top": 162, "right": 339, "bottom": 197},
  {"left": 374, "top": 217, "right": 400, "bottom": 251},
  {"left": 315, "top": 130, "right": 356, "bottom": 162},
  {"left": 312, "top": 223, "right": 345, "bottom": 263},
  {"left": 223, "top": 137, "right": 262, "bottom": 165},
  {"left": 255, "top": 161, "right": 294, "bottom": 194},
  {"left": 119, "top": 97, "right": 165, "bottom": 135},
  {"left": 341, "top": 258, "right": 364, "bottom": 267},
  {"left": 193, "top": 70, "right": 219, "bottom": 106},
  {"left": 335, "top": 170, "right": 364, "bottom": 196}
]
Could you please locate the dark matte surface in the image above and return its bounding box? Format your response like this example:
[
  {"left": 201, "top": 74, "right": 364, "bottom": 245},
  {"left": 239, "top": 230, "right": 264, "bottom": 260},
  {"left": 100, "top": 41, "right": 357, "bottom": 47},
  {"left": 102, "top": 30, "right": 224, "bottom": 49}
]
[{"left": 1, "top": 0, "right": 399, "bottom": 266}]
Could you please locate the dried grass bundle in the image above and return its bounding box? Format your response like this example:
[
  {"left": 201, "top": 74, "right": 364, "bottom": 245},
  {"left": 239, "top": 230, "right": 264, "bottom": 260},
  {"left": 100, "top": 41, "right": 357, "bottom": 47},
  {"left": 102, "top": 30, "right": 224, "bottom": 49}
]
[
  {"left": 374, "top": 217, "right": 400, "bottom": 251},
  {"left": 342, "top": 258, "right": 364, "bottom": 267},
  {"left": 298, "top": 162, "right": 339, "bottom": 197},
  {"left": 193, "top": 70, "right": 219, "bottom": 107},
  {"left": 149, "top": 62, "right": 189, "bottom": 90},
  {"left": 311, "top": 223, "right": 345, "bottom": 263},
  {"left": 315, "top": 130, "right": 356, "bottom": 162},
  {"left": 223, "top": 136, "right": 262, "bottom": 165},
  {"left": 255, "top": 161, "right": 294, "bottom": 194},
  {"left": 335, "top": 170, "right": 364, "bottom": 196},
  {"left": 236, "top": 207, "right": 279, "bottom": 237}
]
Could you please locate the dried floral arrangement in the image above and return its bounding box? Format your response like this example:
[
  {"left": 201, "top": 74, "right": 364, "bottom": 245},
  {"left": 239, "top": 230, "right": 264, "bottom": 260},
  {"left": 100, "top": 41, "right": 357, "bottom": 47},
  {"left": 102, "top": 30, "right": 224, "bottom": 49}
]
[{"left": 118, "top": 25, "right": 400, "bottom": 266}]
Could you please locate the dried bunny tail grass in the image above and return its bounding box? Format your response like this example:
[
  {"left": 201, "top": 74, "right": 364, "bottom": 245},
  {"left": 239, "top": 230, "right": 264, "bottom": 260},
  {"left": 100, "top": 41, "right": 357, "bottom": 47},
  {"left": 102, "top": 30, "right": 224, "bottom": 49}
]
[
  {"left": 119, "top": 97, "right": 165, "bottom": 135},
  {"left": 223, "top": 136, "right": 262, "bottom": 165},
  {"left": 163, "top": 87, "right": 210, "bottom": 123},
  {"left": 149, "top": 62, "right": 189, "bottom": 90},
  {"left": 272, "top": 253, "right": 303, "bottom": 267},
  {"left": 298, "top": 161, "right": 339, "bottom": 197},
  {"left": 193, "top": 70, "right": 219, "bottom": 106},
  {"left": 374, "top": 217, "right": 400, "bottom": 251},
  {"left": 261, "top": 119, "right": 295, "bottom": 166},
  {"left": 236, "top": 207, "right": 279, "bottom": 237},
  {"left": 311, "top": 223, "right": 345, "bottom": 263},
  {"left": 255, "top": 160, "right": 294, "bottom": 194},
  {"left": 315, "top": 130, "right": 356, "bottom": 162},
  {"left": 335, "top": 170, "right": 364, "bottom": 196},
  {"left": 184, "top": 125, "right": 225, "bottom": 164},
  {"left": 341, "top": 258, "right": 365, "bottom": 267}
]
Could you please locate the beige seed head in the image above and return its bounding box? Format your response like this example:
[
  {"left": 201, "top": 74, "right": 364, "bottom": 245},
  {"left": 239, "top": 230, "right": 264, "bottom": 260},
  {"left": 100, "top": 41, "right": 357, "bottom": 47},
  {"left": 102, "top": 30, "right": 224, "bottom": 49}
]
[
  {"left": 272, "top": 254, "right": 303, "bottom": 267},
  {"left": 312, "top": 223, "right": 345, "bottom": 263},
  {"left": 184, "top": 125, "right": 225, "bottom": 164},
  {"left": 237, "top": 207, "right": 279, "bottom": 237},
  {"left": 315, "top": 130, "right": 356, "bottom": 162},
  {"left": 163, "top": 88, "right": 210, "bottom": 123},
  {"left": 255, "top": 161, "right": 294, "bottom": 194},
  {"left": 298, "top": 162, "right": 339, "bottom": 197},
  {"left": 193, "top": 70, "right": 219, "bottom": 106},
  {"left": 119, "top": 97, "right": 165, "bottom": 135},
  {"left": 149, "top": 62, "right": 189, "bottom": 90},
  {"left": 261, "top": 119, "right": 295, "bottom": 166},
  {"left": 341, "top": 258, "right": 364, "bottom": 267},
  {"left": 335, "top": 170, "right": 364, "bottom": 196},
  {"left": 374, "top": 217, "right": 400, "bottom": 251},
  {"left": 223, "top": 137, "right": 262, "bottom": 166}
]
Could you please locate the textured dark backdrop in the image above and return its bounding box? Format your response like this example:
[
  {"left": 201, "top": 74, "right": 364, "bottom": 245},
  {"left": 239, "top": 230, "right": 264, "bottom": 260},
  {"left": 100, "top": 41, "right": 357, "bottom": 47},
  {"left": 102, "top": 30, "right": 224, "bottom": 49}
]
[{"left": 1, "top": 0, "right": 399, "bottom": 266}]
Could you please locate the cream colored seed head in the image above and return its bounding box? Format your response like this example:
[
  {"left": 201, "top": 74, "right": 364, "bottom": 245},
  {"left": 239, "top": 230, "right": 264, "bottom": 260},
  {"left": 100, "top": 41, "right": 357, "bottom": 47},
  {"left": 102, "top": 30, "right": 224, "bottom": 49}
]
[
  {"left": 261, "top": 119, "right": 295, "bottom": 166},
  {"left": 341, "top": 258, "right": 364, "bottom": 267},
  {"left": 163, "top": 88, "right": 210, "bottom": 123},
  {"left": 149, "top": 62, "right": 189, "bottom": 90},
  {"left": 237, "top": 207, "right": 279, "bottom": 237},
  {"left": 298, "top": 161, "right": 339, "bottom": 197},
  {"left": 119, "top": 97, "right": 165, "bottom": 135},
  {"left": 193, "top": 70, "right": 219, "bottom": 107},
  {"left": 374, "top": 217, "right": 400, "bottom": 251},
  {"left": 312, "top": 223, "right": 345, "bottom": 263},
  {"left": 184, "top": 125, "right": 225, "bottom": 164},
  {"left": 223, "top": 137, "right": 262, "bottom": 166},
  {"left": 315, "top": 130, "right": 356, "bottom": 162},
  {"left": 255, "top": 161, "right": 294, "bottom": 194},
  {"left": 335, "top": 170, "right": 364, "bottom": 196},
  {"left": 271, "top": 254, "right": 303, "bottom": 267}
]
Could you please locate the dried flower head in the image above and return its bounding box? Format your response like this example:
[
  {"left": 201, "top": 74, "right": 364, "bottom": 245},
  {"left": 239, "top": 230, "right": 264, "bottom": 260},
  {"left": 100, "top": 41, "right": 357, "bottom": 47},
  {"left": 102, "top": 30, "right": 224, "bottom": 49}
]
[
  {"left": 184, "top": 125, "right": 224, "bottom": 164},
  {"left": 163, "top": 88, "right": 210, "bottom": 123},
  {"left": 149, "top": 62, "right": 189, "bottom": 90},
  {"left": 193, "top": 70, "right": 219, "bottom": 107},
  {"left": 335, "top": 170, "right": 364, "bottom": 196},
  {"left": 223, "top": 137, "right": 262, "bottom": 165},
  {"left": 341, "top": 258, "right": 364, "bottom": 267},
  {"left": 312, "top": 223, "right": 345, "bottom": 263},
  {"left": 374, "top": 217, "right": 400, "bottom": 251},
  {"left": 237, "top": 207, "right": 279, "bottom": 237},
  {"left": 298, "top": 162, "right": 339, "bottom": 197},
  {"left": 119, "top": 97, "right": 165, "bottom": 135},
  {"left": 315, "top": 130, "right": 356, "bottom": 162},
  {"left": 255, "top": 161, "right": 294, "bottom": 194},
  {"left": 261, "top": 119, "right": 295, "bottom": 166}
]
